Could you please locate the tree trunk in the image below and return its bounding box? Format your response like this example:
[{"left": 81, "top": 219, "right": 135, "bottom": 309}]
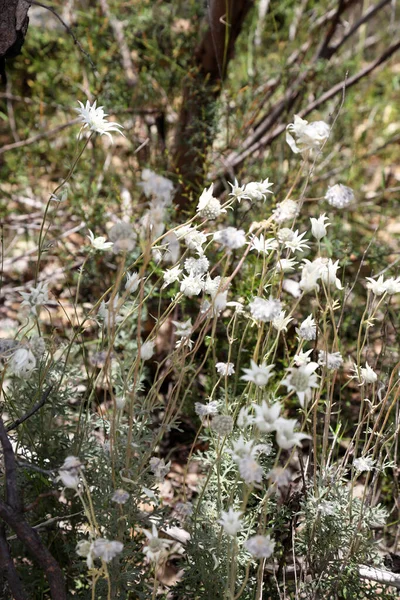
[
  {"left": 0, "top": 0, "right": 31, "bottom": 83},
  {"left": 172, "top": 0, "right": 254, "bottom": 210}
]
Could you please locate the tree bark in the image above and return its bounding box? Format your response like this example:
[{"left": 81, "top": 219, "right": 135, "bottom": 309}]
[
  {"left": 172, "top": 0, "right": 254, "bottom": 210},
  {"left": 0, "top": 0, "right": 31, "bottom": 83}
]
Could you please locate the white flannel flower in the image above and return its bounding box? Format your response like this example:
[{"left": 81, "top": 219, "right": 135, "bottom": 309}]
[
  {"left": 180, "top": 273, "right": 204, "bottom": 297},
  {"left": 286, "top": 114, "right": 330, "bottom": 154},
  {"left": 275, "top": 258, "right": 297, "bottom": 273},
  {"left": 352, "top": 362, "right": 378, "bottom": 385},
  {"left": 150, "top": 457, "right": 171, "bottom": 480},
  {"left": 111, "top": 489, "right": 130, "bottom": 504},
  {"left": 184, "top": 256, "right": 209, "bottom": 276},
  {"left": 211, "top": 415, "right": 234, "bottom": 436},
  {"left": 241, "top": 360, "right": 275, "bottom": 387},
  {"left": 142, "top": 524, "right": 173, "bottom": 563},
  {"left": 172, "top": 318, "right": 192, "bottom": 338},
  {"left": 87, "top": 230, "right": 113, "bottom": 251},
  {"left": 299, "top": 260, "right": 322, "bottom": 293},
  {"left": 8, "top": 347, "right": 36, "bottom": 379},
  {"left": 20, "top": 282, "right": 50, "bottom": 315},
  {"left": 229, "top": 436, "right": 256, "bottom": 461},
  {"left": 58, "top": 456, "right": 82, "bottom": 490},
  {"left": 293, "top": 349, "right": 313, "bottom": 366},
  {"left": 140, "top": 340, "right": 155, "bottom": 361},
  {"left": 245, "top": 534, "right": 275, "bottom": 559},
  {"left": 282, "top": 362, "right": 319, "bottom": 407},
  {"left": 214, "top": 227, "right": 246, "bottom": 250},
  {"left": 139, "top": 169, "right": 174, "bottom": 204},
  {"left": 194, "top": 400, "right": 219, "bottom": 418},
  {"left": 239, "top": 455, "right": 264, "bottom": 484},
  {"left": 282, "top": 279, "right": 301, "bottom": 298},
  {"left": 216, "top": 362, "right": 235, "bottom": 376},
  {"left": 353, "top": 456, "right": 376, "bottom": 473},
  {"left": 163, "top": 266, "right": 182, "bottom": 287},
  {"left": 125, "top": 272, "right": 141, "bottom": 293},
  {"left": 319, "top": 258, "right": 343, "bottom": 290},
  {"left": 249, "top": 297, "right": 282, "bottom": 322},
  {"left": 249, "top": 234, "right": 278, "bottom": 255},
  {"left": 109, "top": 222, "right": 137, "bottom": 253},
  {"left": 272, "top": 311, "right": 293, "bottom": 332},
  {"left": 228, "top": 179, "right": 250, "bottom": 202},
  {"left": 91, "top": 538, "right": 124, "bottom": 563},
  {"left": 366, "top": 275, "right": 387, "bottom": 296},
  {"left": 310, "top": 214, "right": 330, "bottom": 241},
  {"left": 275, "top": 418, "right": 311, "bottom": 450},
  {"left": 276, "top": 228, "right": 295, "bottom": 243},
  {"left": 284, "top": 230, "right": 310, "bottom": 253},
  {"left": 253, "top": 401, "right": 281, "bottom": 433},
  {"left": 75, "top": 100, "right": 124, "bottom": 142},
  {"left": 76, "top": 540, "right": 93, "bottom": 568},
  {"left": 325, "top": 183, "right": 354, "bottom": 209},
  {"left": 197, "top": 184, "right": 226, "bottom": 219},
  {"left": 176, "top": 226, "right": 207, "bottom": 253},
  {"left": 244, "top": 178, "right": 274, "bottom": 202},
  {"left": 384, "top": 277, "right": 400, "bottom": 295},
  {"left": 202, "top": 274, "right": 222, "bottom": 296},
  {"left": 237, "top": 407, "right": 255, "bottom": 429},
  {"left": 296, "top": 315, "right": 317, "bottom": 341},
  {"left": 272, "top": 199, "right": 300, "bottom": 224},
  {"left": 318, "top": 351, "right": 343, "bottom": 370},
  {"left": 218, "top": 508, "right": 243, "bottom": 536}
]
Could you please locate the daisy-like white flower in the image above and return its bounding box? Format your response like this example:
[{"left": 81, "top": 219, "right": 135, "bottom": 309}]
[
  {"left": 20, "top": 282, "right": 50, "bottom": 315},
  {"left": 91, "top": 538, "right": 124, "bottom": 563},
  {"left": 229, "top": 436, "right": 256, "bottom": 461},
  {"left": 351, "top": 362, "right": 378, "bottom": 385},
  {"left": 172, "top": 318, "right": 192, "bottom": 338},
  {"left": 282, "top": 362, "right": 319, "bottom": 407},
  {"left": 275, "top": 258, "right": 297, "bottom": 273},
  {"left": 245, "top": 534, "right": 275, "bottom": 559},
  {"left": 239, "top": 456, "right": 264, "bottom": 484},
  {"left": 140, "top": 340, "right": 154, "bottom": 361},
  {"left": 293, "top": 349, "right": 313, "bottom": 367},
  {"left": 216, "top": 362, "right": 235, "bottom": 376},
  {"left": 249, "top": 234, "right": 278, "bottom": 254},
  {"left": 353, "top": 456, "right": 376, "bottom": 473},
  {"left": 253, "top": 401, "right": 281, "bottom": 433},
  {"left": 325, "top": 183, "right": 354, "bottom": 209},
  {"left": 111, "top": 489, "right": 130, "bottom": 504},
  {"left": 319, "top": 258, "right": 343, "bottom": 290},
  {"left": 8, "top": 347, "right": 36, "bottom": 379},
  {"left": 272, "top": 310, "right": 293, "bottom": 332},
  {"left": 310, "top": 214, "right": 329, "bottom": 241},
  {"left": 75, "top": 100, "right": 124, "bottom": 142},
  {"left": 142, "top": 524, "right": 173, "bottom": 563},
  {"left": 318, "top": 351, "right": 343, "bottom": 370},
  {"left": 228, "top": 178, "right": 250, "bottom": 202},
  {"left": 163, "top": 265, "right": 182, "bottom": 287},
  {"left": 299, "top": 260, "right": 322, "bottom": 293},
  {"left": 284, "top": 230, "right": 310, "bottom": 253},
  {"left": 87, "top": 230, "right": 113, "bottom": 251},
  {"left": 244, "top": 178, "right": 274, "bottom": 202},
  {"left": 214, "top": 227, "right": 246, "bottom": 250},
  {"left": 248, "top": 297, "right": 282, "bottom": 322},
  {"left": 197, "top": 184, "right": 226, "bottom": 219},
  {"left": 275, "top": 418, "right": 311, "bottom": 450},
  {"left": 296, "top": 315, "right": 317, "bottom": 340},
  {"left": 241, "top": 360, "right": 275, "bottom": 387},
  {"left": 218, "top": 508, "right": 243, "bottom": 536},
  {"left": 125, "top": 272, "right": 141, "bottom": 293},
  {"left": 272, "top": 199, "right": 300, "bottom": 224},
  {"left": 286, "top": 114, "right": 330, "bottom": 154}
]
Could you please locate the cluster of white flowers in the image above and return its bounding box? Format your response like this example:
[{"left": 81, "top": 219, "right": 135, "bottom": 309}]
[
  {"left": 286, "top": 114, "right": 330, "bottom": 154},
  {"left": 76, "top": 537, "right": 123, "bottom": 568},
  {"left": 366, "top": 274, "right": 400, "bottom": 296},
  {"left": 229, "top": 178, "right": 273, "bottom": 203}
]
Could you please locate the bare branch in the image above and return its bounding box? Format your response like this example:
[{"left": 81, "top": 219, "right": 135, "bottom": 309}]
[
  {"left": 6, "top": 386, "right": 53, "bottom": 432},
  {"left": 99, "top": 0, "right": 137, "bottom": 86},
  {"left": 0, "top": 524, "right": 26, "bottom": 600}
]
